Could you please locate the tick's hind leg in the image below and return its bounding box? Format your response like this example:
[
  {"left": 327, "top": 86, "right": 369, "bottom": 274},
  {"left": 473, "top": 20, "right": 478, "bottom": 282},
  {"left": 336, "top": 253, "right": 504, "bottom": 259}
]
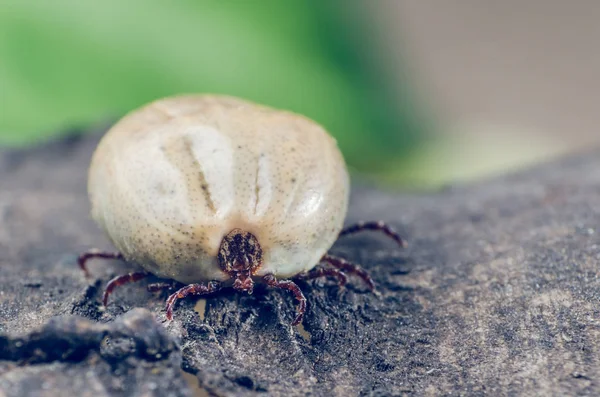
[
  {"left": 263, "top": 274, "right": 307, "bottom": 326},
  {"left": 338, "top": 221, "right": 407, "bottom": 248},
  {"left": 165, "top": 282, "right": 222, "bottom": 320},
  {"left": 78, "top": 249, "right": 124, "bottom": 277},
  {"left": 322, "top": 254, "right": 376, "bottom": 292},
  {"left": 103, "top": 271, "right": 150, "bottom": 306}
]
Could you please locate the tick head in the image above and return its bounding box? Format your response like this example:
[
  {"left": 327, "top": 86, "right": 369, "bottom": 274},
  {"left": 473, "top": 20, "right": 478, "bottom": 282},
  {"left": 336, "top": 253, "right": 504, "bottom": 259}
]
[{"left": 218, "top": 228, "right": 262, "bottom": 294}]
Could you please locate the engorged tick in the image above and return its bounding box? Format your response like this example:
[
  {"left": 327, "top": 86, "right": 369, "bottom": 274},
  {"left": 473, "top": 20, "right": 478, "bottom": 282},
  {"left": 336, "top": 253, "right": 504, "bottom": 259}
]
[{"left": 78, "top": 94, "right": 406, "bottom": 325}]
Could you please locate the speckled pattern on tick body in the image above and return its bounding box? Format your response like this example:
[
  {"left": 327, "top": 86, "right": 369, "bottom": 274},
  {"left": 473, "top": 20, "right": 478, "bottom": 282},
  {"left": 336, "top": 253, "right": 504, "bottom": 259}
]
[{"left": 78, "top": 94, "right": 406, "bottom": 325}]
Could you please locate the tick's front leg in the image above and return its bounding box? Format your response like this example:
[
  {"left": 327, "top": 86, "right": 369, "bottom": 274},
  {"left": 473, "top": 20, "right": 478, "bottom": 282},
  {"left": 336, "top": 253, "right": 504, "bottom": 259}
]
[
  {"left": 103, "top": 271, "right": 150, "bottom": 306},
  {"left": 263, "top": 274, "right": 307, "bottom": 326},
  {"left": 321, "top": 254, "right": 376, "bottom": 292},
  {"left": 295, "top": 264, "right": 348, "bottom": 286},
  {"left": 165, "top": 281, "right": 222, "bottom": 320}
]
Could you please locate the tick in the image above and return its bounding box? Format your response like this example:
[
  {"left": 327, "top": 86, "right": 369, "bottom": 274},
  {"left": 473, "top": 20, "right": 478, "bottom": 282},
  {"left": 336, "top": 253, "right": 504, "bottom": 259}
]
[{"left": 79, "top": 94, "right": 406, "bottom": 325}]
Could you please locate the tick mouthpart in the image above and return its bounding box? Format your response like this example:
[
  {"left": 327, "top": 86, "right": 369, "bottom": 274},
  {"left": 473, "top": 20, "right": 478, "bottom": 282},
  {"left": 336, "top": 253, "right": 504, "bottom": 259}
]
[
  {"left": 218, "top": 229, "right": 263, "bottom": 275},
  {"left": 232, "top": 271, "right": 254, "bottom": 294}
]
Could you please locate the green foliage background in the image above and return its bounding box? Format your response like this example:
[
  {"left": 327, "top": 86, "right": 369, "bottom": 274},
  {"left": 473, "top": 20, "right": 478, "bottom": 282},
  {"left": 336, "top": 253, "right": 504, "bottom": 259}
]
[{"left": 0, "top": 1, "right": 428, "bottom": 178}]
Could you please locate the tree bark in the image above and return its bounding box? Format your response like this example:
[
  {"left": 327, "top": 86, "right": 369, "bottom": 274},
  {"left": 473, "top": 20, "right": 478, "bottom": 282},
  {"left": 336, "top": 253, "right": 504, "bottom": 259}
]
[{"left": 1, "top": 131, "right": 599, "bottom": 396}]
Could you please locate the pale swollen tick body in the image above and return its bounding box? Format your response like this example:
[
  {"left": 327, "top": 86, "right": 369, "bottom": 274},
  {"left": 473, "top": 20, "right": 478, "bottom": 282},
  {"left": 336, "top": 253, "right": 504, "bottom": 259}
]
[{"left": 79, "top": 94, "right": 406, "bottom": 325}]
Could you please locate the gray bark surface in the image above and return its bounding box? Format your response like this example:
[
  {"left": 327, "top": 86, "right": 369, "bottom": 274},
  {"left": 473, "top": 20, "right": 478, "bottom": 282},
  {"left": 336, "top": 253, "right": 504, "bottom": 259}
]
[{"left": 1, "top": 131, "right": 599, "bottom": 396}]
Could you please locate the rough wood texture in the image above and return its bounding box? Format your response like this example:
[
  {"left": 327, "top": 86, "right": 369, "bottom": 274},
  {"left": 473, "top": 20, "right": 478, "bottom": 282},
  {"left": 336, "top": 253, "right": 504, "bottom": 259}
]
[{"left": 1, "top": 131, "right": 600, "bottom": 396}]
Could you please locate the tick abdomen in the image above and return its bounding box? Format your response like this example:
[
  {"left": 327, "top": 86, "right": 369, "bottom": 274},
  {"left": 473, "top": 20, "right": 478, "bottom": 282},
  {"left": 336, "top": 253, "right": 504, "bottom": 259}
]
[{"left": 88, "top": 95, "right": 349, "bottom": 284}]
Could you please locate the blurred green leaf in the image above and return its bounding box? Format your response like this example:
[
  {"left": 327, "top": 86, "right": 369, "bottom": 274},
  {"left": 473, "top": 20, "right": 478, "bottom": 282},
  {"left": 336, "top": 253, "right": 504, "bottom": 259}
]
[{"left": 0, "top": 0, "right": 428, "bottom": 175}]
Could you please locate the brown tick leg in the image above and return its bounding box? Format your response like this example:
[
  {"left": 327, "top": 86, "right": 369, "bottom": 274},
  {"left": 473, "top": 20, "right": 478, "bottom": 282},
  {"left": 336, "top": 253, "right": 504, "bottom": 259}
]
[
  {"left": 295, "top": 265, "right": 348, "bottom": 287},
  {"left": 165, "top": 281, "right": 222, "bottom": 320},
  {"left": 321, "top": 254, "right": 376, "bottom": 292},
  {"left": 338, "top": 221, "right": 407, "bottom": 248},
  {"left": 103, "top": 271, "right": 150, "bottom": 306},
  {"left": 263, "top": 274, "right": 307, "bottom": 326},
  {"left": 78, "top": 249, "right": 124, "bottom": 277}
]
